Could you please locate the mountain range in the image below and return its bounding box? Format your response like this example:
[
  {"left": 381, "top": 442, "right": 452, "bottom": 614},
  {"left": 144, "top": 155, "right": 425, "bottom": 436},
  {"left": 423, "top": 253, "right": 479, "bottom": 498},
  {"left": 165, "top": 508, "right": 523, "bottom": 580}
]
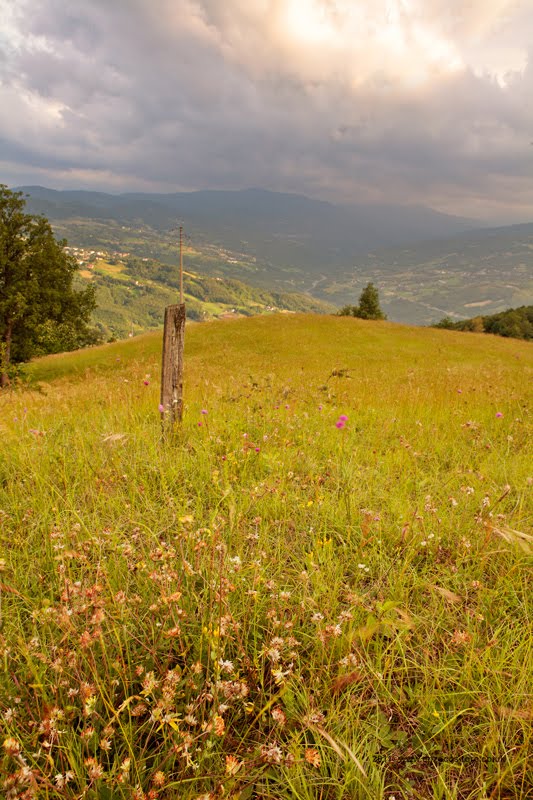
[
  {"left": 15, "top": 185, "right": 533, "bottom": 324},
  {"left": 17, "top": 185, "right": 477, "bottom": 268}
]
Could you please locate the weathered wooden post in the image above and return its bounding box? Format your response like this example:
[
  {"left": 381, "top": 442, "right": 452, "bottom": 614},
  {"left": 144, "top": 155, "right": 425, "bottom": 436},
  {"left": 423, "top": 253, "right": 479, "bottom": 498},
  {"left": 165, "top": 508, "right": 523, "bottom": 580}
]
[{"left": 160, "top": 226, "right": 185, "bottom": 427}]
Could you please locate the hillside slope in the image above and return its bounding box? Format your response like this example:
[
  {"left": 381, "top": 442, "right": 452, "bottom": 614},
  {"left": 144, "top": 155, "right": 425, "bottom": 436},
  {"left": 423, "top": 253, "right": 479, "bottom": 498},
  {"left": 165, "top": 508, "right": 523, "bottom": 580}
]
[
  {"left": 1, "top": 316, "right": 531, "bottom": 799},
  {"left": 72, "top": 253, "right": 333, "bottom": 339}
]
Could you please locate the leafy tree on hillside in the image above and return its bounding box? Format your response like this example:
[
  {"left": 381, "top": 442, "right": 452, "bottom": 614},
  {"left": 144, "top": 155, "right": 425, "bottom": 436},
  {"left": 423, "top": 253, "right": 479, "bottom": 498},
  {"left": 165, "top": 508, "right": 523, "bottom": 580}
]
[
  {"left": 339, "top": 282, "right": 387, "bottom": 320},
  {"left": 0, "top": 185, "right": 97, "bottom": 386},
  {"left": 434, "top": 306, "right": 533, "bottom": 340}
]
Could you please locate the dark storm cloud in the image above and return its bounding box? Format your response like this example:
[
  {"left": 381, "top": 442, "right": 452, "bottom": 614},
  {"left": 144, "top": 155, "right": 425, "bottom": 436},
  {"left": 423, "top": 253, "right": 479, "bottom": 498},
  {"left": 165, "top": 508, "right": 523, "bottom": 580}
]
[{"left": 1, "top": 0, "right": 532, "bottom": 220}]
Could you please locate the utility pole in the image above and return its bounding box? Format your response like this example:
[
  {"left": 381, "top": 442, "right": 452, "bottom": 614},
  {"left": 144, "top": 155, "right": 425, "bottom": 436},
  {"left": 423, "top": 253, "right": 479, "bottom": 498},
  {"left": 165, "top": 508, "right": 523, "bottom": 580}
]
[
  {"left": 160, "top": 223, "right": 186, "bottom": 429},
  {"left": 179, "top": 225, "right": 184, "bottom": 304}
]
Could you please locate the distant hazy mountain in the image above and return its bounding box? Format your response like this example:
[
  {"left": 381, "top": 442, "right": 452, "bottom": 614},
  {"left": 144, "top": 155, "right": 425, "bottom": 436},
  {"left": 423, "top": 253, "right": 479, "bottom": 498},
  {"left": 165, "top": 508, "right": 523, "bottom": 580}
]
[{"left": 16, "top": 185, "right": 477, "bottom": 270}]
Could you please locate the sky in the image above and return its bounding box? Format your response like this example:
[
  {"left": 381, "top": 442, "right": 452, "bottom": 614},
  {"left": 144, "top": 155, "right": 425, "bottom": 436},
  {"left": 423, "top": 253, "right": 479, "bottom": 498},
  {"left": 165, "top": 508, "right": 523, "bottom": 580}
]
[{"left": 1, "top": 0, "right": 532, "bottom": 223}]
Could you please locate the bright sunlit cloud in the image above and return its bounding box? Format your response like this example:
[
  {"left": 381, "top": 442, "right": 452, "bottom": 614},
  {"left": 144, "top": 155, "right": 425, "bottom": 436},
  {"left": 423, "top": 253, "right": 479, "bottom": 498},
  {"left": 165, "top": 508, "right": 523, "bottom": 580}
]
[
  {"left": 284, "top": 0, "right": 337, "bottom": 43},
  {"left": 266, "top": 0, "right": 522, "bottom": 86}
]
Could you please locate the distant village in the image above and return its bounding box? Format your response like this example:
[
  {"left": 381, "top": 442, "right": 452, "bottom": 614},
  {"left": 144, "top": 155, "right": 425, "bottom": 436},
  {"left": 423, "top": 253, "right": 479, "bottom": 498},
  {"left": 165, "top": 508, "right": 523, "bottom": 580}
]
[{"left": 65, "top": 246, "right": 132, "bottom": 269}]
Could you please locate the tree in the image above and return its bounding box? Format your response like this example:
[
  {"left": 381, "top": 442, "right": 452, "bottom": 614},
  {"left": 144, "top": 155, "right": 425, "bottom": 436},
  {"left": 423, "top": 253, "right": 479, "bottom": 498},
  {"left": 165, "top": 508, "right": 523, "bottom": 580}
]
[
  {"left": 338, "top": 282, "right": 387, "bottom": 320},
  {"left": 0, "top": 185, "right": 97, "bottom": 386}
]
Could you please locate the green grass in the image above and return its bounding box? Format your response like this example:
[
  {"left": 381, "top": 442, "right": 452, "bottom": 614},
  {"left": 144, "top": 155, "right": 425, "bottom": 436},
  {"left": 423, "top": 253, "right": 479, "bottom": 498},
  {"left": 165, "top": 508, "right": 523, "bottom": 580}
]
[{"left": 1, "top": 315, "right": 532, "bottom": 799}]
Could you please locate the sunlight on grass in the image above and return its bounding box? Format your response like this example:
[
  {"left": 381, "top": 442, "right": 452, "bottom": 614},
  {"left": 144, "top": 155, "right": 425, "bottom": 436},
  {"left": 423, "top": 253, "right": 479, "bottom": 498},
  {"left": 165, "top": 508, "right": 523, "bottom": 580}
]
[{"left": 0, "top": 315, "right": 531, "bottom": 799}]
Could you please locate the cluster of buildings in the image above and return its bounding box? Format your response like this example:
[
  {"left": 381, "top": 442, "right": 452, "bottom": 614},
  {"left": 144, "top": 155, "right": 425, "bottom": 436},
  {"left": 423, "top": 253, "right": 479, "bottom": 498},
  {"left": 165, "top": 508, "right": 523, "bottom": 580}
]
[{"left": 64, "top": 246, "right": 130, "bottom": 268}]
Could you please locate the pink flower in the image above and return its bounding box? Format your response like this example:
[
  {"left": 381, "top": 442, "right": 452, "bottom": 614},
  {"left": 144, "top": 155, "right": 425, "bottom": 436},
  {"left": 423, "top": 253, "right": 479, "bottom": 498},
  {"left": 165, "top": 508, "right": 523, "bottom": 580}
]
[
  {"left": 339, "top": 414, "right": 348, "bottom": 422},
  {"left": 336, "top": 420, "right": 346, "bottom": 429},
  {"left": 495, "top": 412, "right": 503, "bottom": 418},
  {"left": 201, "top": 409, "right": 208, "bottom": 415},
  {"left": 143, "top": 380, "right": 149, "bottom": 386},
  {"left": 158, "top": 404, "right": 165, "bottom": 413}
]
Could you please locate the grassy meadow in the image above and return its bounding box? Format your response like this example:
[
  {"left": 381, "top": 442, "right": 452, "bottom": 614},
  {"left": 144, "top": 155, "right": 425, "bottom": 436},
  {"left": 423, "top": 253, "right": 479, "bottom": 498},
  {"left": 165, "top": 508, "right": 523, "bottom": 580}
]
[{"left": 0, "top": 314, "right": 532, "bottom": 800}]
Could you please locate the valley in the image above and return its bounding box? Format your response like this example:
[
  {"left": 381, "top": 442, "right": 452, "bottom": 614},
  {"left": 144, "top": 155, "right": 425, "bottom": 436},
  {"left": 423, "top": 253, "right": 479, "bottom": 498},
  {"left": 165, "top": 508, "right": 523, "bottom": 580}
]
[{"left": 20, "top": 186, "right": 533, "bottom": 329}]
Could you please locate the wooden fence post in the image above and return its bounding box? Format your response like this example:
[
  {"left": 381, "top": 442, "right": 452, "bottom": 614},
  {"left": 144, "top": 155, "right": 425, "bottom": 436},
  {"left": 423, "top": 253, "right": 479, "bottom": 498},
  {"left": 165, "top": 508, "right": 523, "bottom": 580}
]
[{"left": 160, "top": 303, "right": 186, "bottom": 426}]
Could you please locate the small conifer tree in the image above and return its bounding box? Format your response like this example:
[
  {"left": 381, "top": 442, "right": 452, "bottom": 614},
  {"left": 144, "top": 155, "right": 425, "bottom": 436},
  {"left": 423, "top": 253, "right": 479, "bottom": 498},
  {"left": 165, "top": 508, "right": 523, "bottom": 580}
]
[{"left": 338, "top": 282, "right": 386, "bottom": 320}]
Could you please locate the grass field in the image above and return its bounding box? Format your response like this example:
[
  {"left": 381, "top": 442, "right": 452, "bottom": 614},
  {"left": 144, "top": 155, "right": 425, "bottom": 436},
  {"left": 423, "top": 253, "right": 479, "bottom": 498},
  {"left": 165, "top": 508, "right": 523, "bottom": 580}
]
[{"left": 1, "top": 315, "right": 532, "bottom": 800}]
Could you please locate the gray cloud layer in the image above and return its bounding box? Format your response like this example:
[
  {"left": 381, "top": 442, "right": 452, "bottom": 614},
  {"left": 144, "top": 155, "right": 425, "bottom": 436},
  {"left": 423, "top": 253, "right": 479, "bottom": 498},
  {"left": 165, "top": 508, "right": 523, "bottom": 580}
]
[{"left": 1, "top": 0, "right": 532, "bottom": 221}]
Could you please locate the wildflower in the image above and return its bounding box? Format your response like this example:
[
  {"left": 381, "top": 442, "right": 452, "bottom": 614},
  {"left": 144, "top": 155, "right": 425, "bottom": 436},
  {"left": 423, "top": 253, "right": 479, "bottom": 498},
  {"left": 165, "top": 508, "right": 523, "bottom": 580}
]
[
  {"left": 225, "top": 755, "right": 242, "bottom": 776},
  {"left": 272, "top": 664, "right": 294, "bottom": 684},
  {"left": 213, "top": 715, "right": 225, "bottom": 736},
  {"left": 201, "top": 409, "right": 208, "bottom": 415},
  {"left": 84, "top": 757, "right": 104, "bottom": 780},
  {"left": 142, "top": 671, "right": 159, "bottom": 695},
  {"left": 3, "top": 737, "right": 21, "bottom": 757},
  {"left": 152, "top": 771, "right": 166, "bottom": 788},
  {"left": 335, "top": 415, "right": 347, "bottom": 429},
  {"left": 158, "top": 404, "right": 165, "bottom": 413},
  {"left": 303, "top": 711, "right": 326, "bottom": 726},
  {"left": 260, "top": 743, "right": 283, "bottom": 764},
  {"left": 143, "top": 379, "right": 150, "bottom": 386},
  {"left": 218, "top": 659, "right": 234, "bottom": 674},
  {"left": 339, "top": 653, "right": 359, "bottom": 667},
  {"left": 451, "top": 629, "right": 472, "bottom": 646},
  {"left": 305, "top": 748, "right": 321, "bottom": 767},
  {"left": 265, "top": 647, "right": 281, "bottom": 663},
  {"left": 495, "top": 412, "right": 503, "bottom": 418},
  {"left": 119, "top": 758, "right": 131, "bottom": 775},
  {"left": 272, "top": 706, "right": 287, "bottom": 727}
]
